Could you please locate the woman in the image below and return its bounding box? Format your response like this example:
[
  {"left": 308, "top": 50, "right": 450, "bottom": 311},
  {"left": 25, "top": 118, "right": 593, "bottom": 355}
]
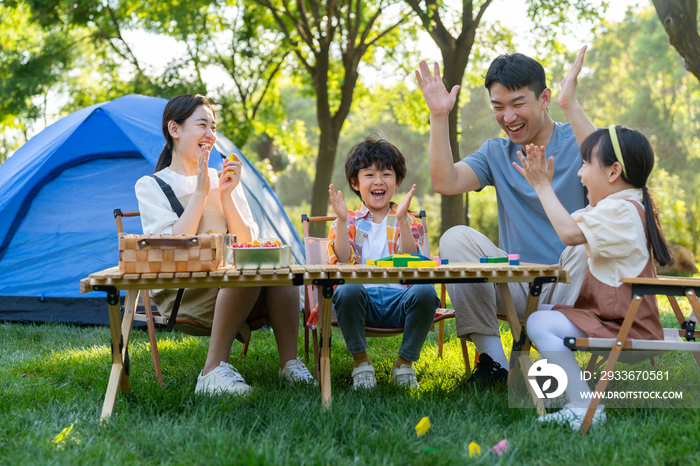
[{"left": 135, "top": 94, "right": 314, "bottom": 395}]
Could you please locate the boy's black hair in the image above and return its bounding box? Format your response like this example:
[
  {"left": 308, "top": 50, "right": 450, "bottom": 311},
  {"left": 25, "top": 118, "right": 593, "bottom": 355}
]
[
  {"left": 484, "top": 53, "right": 547, "bottom": 98},
  {"left": 345, "top": 135, "right": 406, "bottom": 198},
  {"left": 580, "top": 126, "right": 673, "bottom": 266}
]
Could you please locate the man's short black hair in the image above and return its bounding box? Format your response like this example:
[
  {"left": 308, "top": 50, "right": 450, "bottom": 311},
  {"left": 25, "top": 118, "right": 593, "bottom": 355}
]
[
  {"left": 345, "top": 135, "right": 406, "bottom": 198},
  {"left": 484, "top": 53, "right": 547, "bottom": 98}
]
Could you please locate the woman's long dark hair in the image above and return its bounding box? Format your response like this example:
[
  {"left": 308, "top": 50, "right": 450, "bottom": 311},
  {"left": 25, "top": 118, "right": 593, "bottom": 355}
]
[
  {"left": 154, "top": 94, "right": 216, "bottom": 172},
  {"left": 580, "top": 126, "right": 673, "bottom": 266}
]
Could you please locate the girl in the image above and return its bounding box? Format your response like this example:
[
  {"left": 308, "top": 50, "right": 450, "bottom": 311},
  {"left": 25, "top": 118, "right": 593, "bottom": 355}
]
[
  {"left": 135, "top": 94, "right": 314, "bottom": 396},
  {"left": 513, "top": 124, "right": 673, "bottom": 430}
]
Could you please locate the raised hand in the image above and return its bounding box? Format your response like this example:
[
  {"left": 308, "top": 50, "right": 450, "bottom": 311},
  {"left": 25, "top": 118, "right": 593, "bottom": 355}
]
[
  {"left": 396, "top": 184, "right": 416, "bottom": 220},
  {"left": 557, "top": 45, "right": 587, "bottom": 111},
  {"left": 415, "top": 61, "right": 460, "bottom": 116},
  {"left": 195, "top": 143, "right": 211, "bottom": 195},
  {"left": 513, "top": 144, "right": 554, "bottom": 190},
  {"left": 329, "top": 184, "right": 348, "bottom": 222},
  {"left": 220, "top": 154, "right": 242, "bottom": 196}
]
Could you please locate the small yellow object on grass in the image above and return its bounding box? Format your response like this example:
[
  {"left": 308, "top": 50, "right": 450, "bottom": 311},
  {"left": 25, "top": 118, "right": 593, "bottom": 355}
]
[
  {"left": 415, "top": 417, "right": 431, "bottom": 437},
  {"left": 468, "top": 441, "right": 481, "bottom": 458},
  {"left": 52, "top": 421, "right": 77, "bottom": 449}
]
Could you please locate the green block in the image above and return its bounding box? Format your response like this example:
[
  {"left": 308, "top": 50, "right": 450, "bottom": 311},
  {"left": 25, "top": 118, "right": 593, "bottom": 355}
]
[
  {"left": 487, "top": 257, "right": 508, "bottom": 263},
  {"left": 393, "top": 257, "right": 423, "bottom": 267}
]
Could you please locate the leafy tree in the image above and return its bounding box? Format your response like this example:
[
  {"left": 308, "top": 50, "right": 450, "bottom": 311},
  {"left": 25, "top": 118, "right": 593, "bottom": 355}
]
[
  {"left": 0, "top": 2, "right": 76, "bottom": 159},
  {"left": 652, "top": 0, "right": 700, "bottom": 83},
  {"left": 253, "top": 0, "right": 407, "bottom": 236}
]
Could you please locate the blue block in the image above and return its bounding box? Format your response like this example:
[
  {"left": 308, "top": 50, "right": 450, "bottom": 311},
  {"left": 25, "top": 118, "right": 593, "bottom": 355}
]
[
  {"left": 509, "top": 259, "right": 520, "bottom": 265},
  {"left": 480, "top": 257, "right": 488, "bottom": 263}
]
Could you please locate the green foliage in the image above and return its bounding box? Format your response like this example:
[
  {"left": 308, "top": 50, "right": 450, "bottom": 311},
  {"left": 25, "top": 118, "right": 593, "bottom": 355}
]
[{"left": 650, "top": 168, "right": 695, "bottom": 251}]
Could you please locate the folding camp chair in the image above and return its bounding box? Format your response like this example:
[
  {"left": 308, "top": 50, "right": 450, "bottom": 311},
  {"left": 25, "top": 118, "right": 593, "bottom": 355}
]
[
  {"left": 564, "top": 276, "right": 700, "bottom": 434},
  {"left": 114, "top": 209, "right": 252, "bottom": 387},
  {"left": 301, "top": 210, "right": 469, "bottom": 380}
]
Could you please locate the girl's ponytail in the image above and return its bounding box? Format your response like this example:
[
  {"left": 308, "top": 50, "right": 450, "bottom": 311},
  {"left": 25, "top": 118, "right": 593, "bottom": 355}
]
[
  {"left": 154, "top": 144, "right": 173, "bottom": 173},
  {"left": 641, "top": 185, "right": 673, "bottom": 267}
]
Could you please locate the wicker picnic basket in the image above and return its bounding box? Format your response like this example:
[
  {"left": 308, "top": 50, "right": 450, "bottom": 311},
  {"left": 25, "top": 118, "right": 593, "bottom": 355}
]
[{"left": 118, "top": 234, "right": 224, "bottom": 273}]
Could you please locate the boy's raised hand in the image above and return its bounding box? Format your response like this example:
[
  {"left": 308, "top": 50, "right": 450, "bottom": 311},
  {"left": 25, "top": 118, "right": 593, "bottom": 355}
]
[
  {"left": 557, "top": 45, "right": 587, "bottom": 111},
  {"left": 329, "top": 184, "right": 348, "bottom": 222},
  {"left": 396, "top": 184, "right": 417, "bottom": 220},
  {"left": 513, "top": 144, "right": 554, "bottom": 190},
  {"left": 415, "top": 61, "right": 460, "bottom": 116}
]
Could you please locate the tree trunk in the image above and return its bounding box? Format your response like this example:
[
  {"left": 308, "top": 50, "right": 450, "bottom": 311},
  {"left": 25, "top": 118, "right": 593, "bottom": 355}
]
[
  {"left": 652, "top": 0, "right": 700, "bottom": 82},
  {"left": 309, "top": 125, "right": 341, "bottom": 238},
  {"left": 438, "top": 50, "right": 470, "bottom": 235}
]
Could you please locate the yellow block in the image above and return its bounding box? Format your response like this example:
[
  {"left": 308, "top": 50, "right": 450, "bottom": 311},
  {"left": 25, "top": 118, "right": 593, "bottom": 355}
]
[
  {"left": 415, "top": 417, "right": 430, "bottom": 437},
  {"left": 377, "top": 261, "right": 394, "bottom": 267},
  {"left": 366, "top": 260, "right": 376, "bottom": 266}
]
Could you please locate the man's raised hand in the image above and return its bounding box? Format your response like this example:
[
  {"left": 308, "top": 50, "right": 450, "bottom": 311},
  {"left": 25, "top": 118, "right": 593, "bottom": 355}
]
[
  {"left": 329, "top": 184, "right": 348, "bottom": 222},
  {"left": 557, "top": 45, "right": 587, "bottom": 111},
  {"left": 415, "top": 61, "right": 459, "bottom": 116}
]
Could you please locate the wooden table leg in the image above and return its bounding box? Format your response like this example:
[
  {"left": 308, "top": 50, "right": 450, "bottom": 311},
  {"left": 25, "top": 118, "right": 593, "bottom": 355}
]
[
  {"left": 318, "top": 287, "right": 333, "bottom": 409},
  {"left": 100, "top": 288, "right": 138, "bottom": 420},
  {"left": 102, "top": 298, "right": 124, "bottom": 420},
  {"left": 499, "top": 280, "right": 548, "bottom": 415},
  {"left": 498, "top": 283, "right": 522, "bottom": 389}
]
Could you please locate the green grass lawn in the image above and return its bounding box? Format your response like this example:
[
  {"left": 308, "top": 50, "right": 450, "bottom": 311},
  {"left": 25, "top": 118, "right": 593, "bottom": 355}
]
[{"left": 1, "top": 298, "right": 699, "bottom": 465}]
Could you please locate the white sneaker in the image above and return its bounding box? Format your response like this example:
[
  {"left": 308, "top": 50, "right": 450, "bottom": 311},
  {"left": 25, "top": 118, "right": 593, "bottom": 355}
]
[
  {"left": 351, "top": 362, "right": 376, "bottom": 390},
  {"left": 391, "top": 364, "right": 419, "bottom": 388},
  {"left": 538, "top": 405, "right": 606, "bottom": 431},
  {"left": 279, "top": 357, "right": 317, "bottom": 386},
  {"left": 195, "top": 362, "right": 251, "bottom": 396}
]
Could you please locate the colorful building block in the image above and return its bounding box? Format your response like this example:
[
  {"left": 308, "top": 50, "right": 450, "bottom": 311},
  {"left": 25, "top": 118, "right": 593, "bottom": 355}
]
[
  {"left": 415, "top": 417, "right": 431, "bottom": 437},
  {"left": 480, "top": 257, "right": 488, "bottom": 263},
  {"left": 487, "top": 257, "right": 508, "bottom": 263},
  {"left": 508, "top": 254, "right": 520, "bottom": 265}
]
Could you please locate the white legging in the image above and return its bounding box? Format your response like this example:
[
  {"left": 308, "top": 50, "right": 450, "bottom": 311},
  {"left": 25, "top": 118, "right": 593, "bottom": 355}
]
[{"left": 527, "top": 307, "right": 592, "bottom": 408}]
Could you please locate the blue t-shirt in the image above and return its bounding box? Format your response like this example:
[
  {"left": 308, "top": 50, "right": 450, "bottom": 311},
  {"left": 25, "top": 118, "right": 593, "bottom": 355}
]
[{"left": 463, "top": 122, "right": 585, "bottom": 264}]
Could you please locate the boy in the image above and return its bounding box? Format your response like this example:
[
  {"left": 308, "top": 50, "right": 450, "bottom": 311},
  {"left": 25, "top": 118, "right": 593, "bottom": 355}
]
[{"left": 327, "top": 135, "right": 440, "bottom": 389}]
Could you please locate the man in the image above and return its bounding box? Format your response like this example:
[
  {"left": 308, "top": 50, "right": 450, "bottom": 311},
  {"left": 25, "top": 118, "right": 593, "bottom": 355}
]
[{"left": 416, "top": 47, "right": 592, "bottom": 388}]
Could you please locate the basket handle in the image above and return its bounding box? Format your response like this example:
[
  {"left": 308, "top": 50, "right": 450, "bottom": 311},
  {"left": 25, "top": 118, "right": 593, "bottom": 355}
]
[{"left": 137, "top": 237, "right": 200, "bottom": 249}]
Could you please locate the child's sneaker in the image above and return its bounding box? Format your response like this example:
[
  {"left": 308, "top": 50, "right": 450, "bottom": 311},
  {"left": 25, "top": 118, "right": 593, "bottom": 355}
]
[
  {"left": 538, "top": 405, "right": 606, "bottom": 431},
  {"left": 279, "top": 357, "right": 317, "bottom": 385},
  {"left": 391, "top": 364, "right": 419, "bottom": 388},
  {"left": 195, "top": 362, "right": 251, "bottom": 396},
  {"left": 351, "top": 362, "right": 376, "bottom": 390}
]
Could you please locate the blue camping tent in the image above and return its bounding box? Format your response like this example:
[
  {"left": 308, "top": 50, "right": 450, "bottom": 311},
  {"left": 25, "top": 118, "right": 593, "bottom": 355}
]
[{"left": 0, "top": 94, "right": 304, "bottom": 324}]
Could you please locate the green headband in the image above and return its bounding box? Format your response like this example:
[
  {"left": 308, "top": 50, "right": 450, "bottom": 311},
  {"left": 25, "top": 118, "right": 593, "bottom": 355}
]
[{"left": 608, "top": 124, "right": 627, "bottom": 178}]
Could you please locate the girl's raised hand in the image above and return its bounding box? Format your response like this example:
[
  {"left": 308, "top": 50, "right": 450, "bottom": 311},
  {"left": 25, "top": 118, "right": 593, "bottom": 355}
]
[
  {"left": 329, "top": 184, "right": 348, "bottom": 222},
  {"left": 220, "top": 154, "right": 242, "bottom": 196},
  {"left": 396, "top": 184, "right": 416, "bottom": 220},
  {"left": 513, "top": 144, "right": 554, "bottom": 189},
  {"left": 195, "top": 143, "right": 211, "bottom": 195}
]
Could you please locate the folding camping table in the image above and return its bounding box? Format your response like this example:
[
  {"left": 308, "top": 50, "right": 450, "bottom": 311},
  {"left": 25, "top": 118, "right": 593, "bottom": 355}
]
[{"left": 81, "top": 262, "right": 569, "bottom": 418}]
